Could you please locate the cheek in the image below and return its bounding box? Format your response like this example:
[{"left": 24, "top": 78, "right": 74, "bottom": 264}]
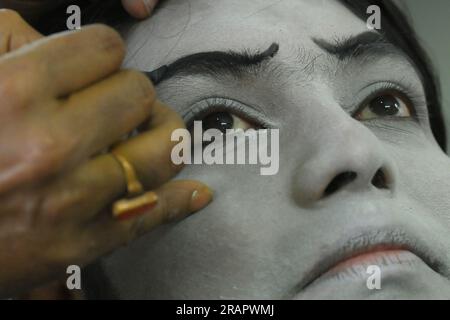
[
  {"left": 121, "top": 163, "right": 298, "bottom": 298},
  {"left": 390, "top": 141, "right": 450, "bottom": 224},
  {"left": 172, "top": 157, "right": 303, "bottom": 248},
  {"left": 176, "top": 162, "right": 288, "bottom": 219}
]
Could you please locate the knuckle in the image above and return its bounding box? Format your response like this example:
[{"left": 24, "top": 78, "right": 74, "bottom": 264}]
[
  {"left": 123, "top": 69, "right": 156, "bottom": 102},
  {"left": 0, "top": 74, "right": 24, "bottom": 109},
  {"left": 86, "top": 24, "right": 126, "bottom": 56},
  {"left": 161, "top": 107, "right": 186, "bottom": 141},
  {"left": 161, "top": 188, "right": 189, "bottom": 223},
  {"left": 142, "top": 153, "right": 177, "bottom": 188},
  {"left": 0, "top": 74, "right": 22, "bottom": 108},
  {"left": 39, "top": 188, "right": 83, "bottom": 225},
  {"left": 3, "top": 190, "right": 85, "bottom": 268},
  {"left": 159, "top": 102, "right": 185, "bottom": 126},
  {"left": 164, "top": 204, "right": 182, "bottom": 224},
  {"left": 165, "top": 141, "right": 185, "bottom": 176},
  {"left": 3, "top": 189, "right": 43, "bottom": 233},
  {"left": 0, "top": 9, "right": 23, "bottom": 25},
  {"left": 164, "top": 113, "right": 186, "bottom": 174},
  {"left": 28, "top": 136, "right": 59, "bottom": 167},
  {"left": 146, "top": 101, "right": 184, "bottom": 131},
  {"left": 0, "top": 59, "right": 42, "bottom": 108},
  {"left": 158, "top": 195, "right": 172, "bottom": 224},
  {"left": 24, "top": 130, "right": 75, "bottom": 179}
]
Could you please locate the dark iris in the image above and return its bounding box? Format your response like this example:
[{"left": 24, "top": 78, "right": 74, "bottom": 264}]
[
  {"left": 202, "top": 112, "right": 234, "bottom": 133},
  {"left": 369, "top": 94, "right": 401, "bottom": 116}
]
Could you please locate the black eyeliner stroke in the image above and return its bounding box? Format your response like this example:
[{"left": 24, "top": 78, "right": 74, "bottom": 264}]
[{"left": 145, "top": 42, "right": 279, "bottom": 85}]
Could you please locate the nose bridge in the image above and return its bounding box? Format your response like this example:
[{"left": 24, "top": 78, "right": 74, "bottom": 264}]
[{"left": 292, "top": 112, "right": 396, "bottom": 207}]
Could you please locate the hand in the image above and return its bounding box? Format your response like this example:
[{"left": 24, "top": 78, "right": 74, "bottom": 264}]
[
  {"left": 0, "top": 10, "right": 212, "bottom": 298},
  {"left": 0, "top": 0, "right": 160, "bottom": 20}
]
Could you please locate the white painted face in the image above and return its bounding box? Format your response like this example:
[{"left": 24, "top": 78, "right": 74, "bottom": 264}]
[{"left": 86, "top": 0, "right": 450, "bottom": 299}]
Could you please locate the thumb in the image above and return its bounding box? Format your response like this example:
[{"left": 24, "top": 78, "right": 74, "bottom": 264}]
[{"left": 121, "top": 0, "right": 159, "bottom": 19}]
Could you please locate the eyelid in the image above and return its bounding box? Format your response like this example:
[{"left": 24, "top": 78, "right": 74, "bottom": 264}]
[
  {"left": 350, "top": 81, "right": 424, "bottom": 121},
  {"left": 183, "top": 97, "right": 277, "bottom": 128}
]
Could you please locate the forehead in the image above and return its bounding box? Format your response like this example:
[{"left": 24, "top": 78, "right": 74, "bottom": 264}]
[{"left": 121, "top": 0, "right": 367, "bottom": 70}]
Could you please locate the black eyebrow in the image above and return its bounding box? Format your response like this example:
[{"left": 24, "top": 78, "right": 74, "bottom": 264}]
[
  {"left": 312, "top": 31, "right": 398, "bottom": 60},
  {"left": 145, "top": 43, "right": 279, "bottom": 85}
]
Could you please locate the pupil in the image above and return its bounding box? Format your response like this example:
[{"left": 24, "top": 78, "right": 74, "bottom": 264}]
[
  {"left": 203, "top": 112, "right": 234, "bottom": 133},
  {"left": 369, "top": 95, "right": 400, "bottom": 116}
]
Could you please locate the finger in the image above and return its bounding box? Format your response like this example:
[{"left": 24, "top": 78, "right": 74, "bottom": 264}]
[
  {"left": 112, "top": 100, "right": 187, "bottom": 190},
  {"left": 56, "top": 69, "right": 156, "bottom": 164},
  {"left": 0, "top": 24, "right": 125, "bottom": 98},
  {"left": 86, "top": 179, "right": 213, "bottom": 254},
  {"left": 0, "top": 9, "right": 42, "bottom": 55},
  {"left": 43, "top": 101, "right": 186, "bottom": 221},
  {"left": 0, "top": 70, "right": 154, "bottom": 194},
  {"left": 121, "top": 0, "right": 159, "bottom": 19}
]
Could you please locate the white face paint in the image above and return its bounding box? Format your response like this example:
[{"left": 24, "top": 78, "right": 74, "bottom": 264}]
[{"left": 86, "top": 0, "right": 450, "bottom": 299}]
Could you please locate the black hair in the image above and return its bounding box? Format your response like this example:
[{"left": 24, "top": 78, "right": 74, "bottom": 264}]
[{"left": 35, "top": 0, "right": 446, "bottom": 150}]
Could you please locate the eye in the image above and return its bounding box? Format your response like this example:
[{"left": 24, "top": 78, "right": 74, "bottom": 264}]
[
  {"left": 185, "top": 97, "right": 273, "bottom": 134},
  {"left": 198, "top": 111, "right": 255, "bottom": 134},
  {"left": 356, "top": 92, "right": 413, "bottom": 121}
]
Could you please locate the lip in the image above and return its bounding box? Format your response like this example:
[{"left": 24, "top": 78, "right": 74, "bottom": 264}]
[
  {"left": 319, "top": 248, "right": 421, "bottom": 281},
  {"left": 293, "top": 228, "right": 447, "bottom": 294}
]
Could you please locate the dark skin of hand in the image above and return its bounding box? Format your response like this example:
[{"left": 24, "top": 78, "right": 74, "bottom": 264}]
[{"left": 0, "top": 9, "right": 213, "bottom": 298}]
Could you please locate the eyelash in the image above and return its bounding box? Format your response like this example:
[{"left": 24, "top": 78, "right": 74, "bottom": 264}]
[
  {"left": 184, "top": 82, "right": 427, "bottom": 128},
  {"left": 352, "top": 81, "right": 426, "bottom": 122},
  {"left": 183, "top": 97, "right": 274, "bottom": 129}
]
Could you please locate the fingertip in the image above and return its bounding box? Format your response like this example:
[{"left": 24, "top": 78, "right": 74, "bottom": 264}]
[
  {"left": 121, "top": 0, "right": 159, "bottom": 19},
  {"left": 79, "top": 24, "right": 126, "bottom": 62},
  {"left": 190, "top": 185, "right": 214, "bottom": 213},
  {"left": 160, "top": 180, "right": 214, "bottom": 214}
]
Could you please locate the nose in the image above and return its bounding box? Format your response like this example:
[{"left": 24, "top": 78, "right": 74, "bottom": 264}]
[{"left": 292, "top": 119, "right": 396, "bottom": 207}]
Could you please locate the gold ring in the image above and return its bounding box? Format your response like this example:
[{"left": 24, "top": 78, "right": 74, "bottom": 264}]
[
  {"left": 112, "top": 191, "right": 158, "bottom": 220},
  {"left": 111, "top": 151, "right": 144, "bottom": 197}
]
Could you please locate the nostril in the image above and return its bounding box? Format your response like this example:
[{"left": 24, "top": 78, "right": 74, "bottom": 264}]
[
  {"left": 324, "top": 171, "right": 357, "bottom": 197},
  {"left": 371, "top": 168, "right": 389, "bottom": 189}
]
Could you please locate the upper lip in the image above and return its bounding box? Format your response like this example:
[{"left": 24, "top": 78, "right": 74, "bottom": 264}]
[{"left": 294, "top": 228, "right": 448, "bottom": 293}]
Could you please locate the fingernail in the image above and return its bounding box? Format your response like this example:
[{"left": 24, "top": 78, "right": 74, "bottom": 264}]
[
  {"left": 142, "top": 0, "right": 158, "bottom": 15},
  {"left": 190, "top": 186, "right": 214, "bottom": 213},
  {"left": 113, "top": 191, "right": 158, "bottom": 220}
]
